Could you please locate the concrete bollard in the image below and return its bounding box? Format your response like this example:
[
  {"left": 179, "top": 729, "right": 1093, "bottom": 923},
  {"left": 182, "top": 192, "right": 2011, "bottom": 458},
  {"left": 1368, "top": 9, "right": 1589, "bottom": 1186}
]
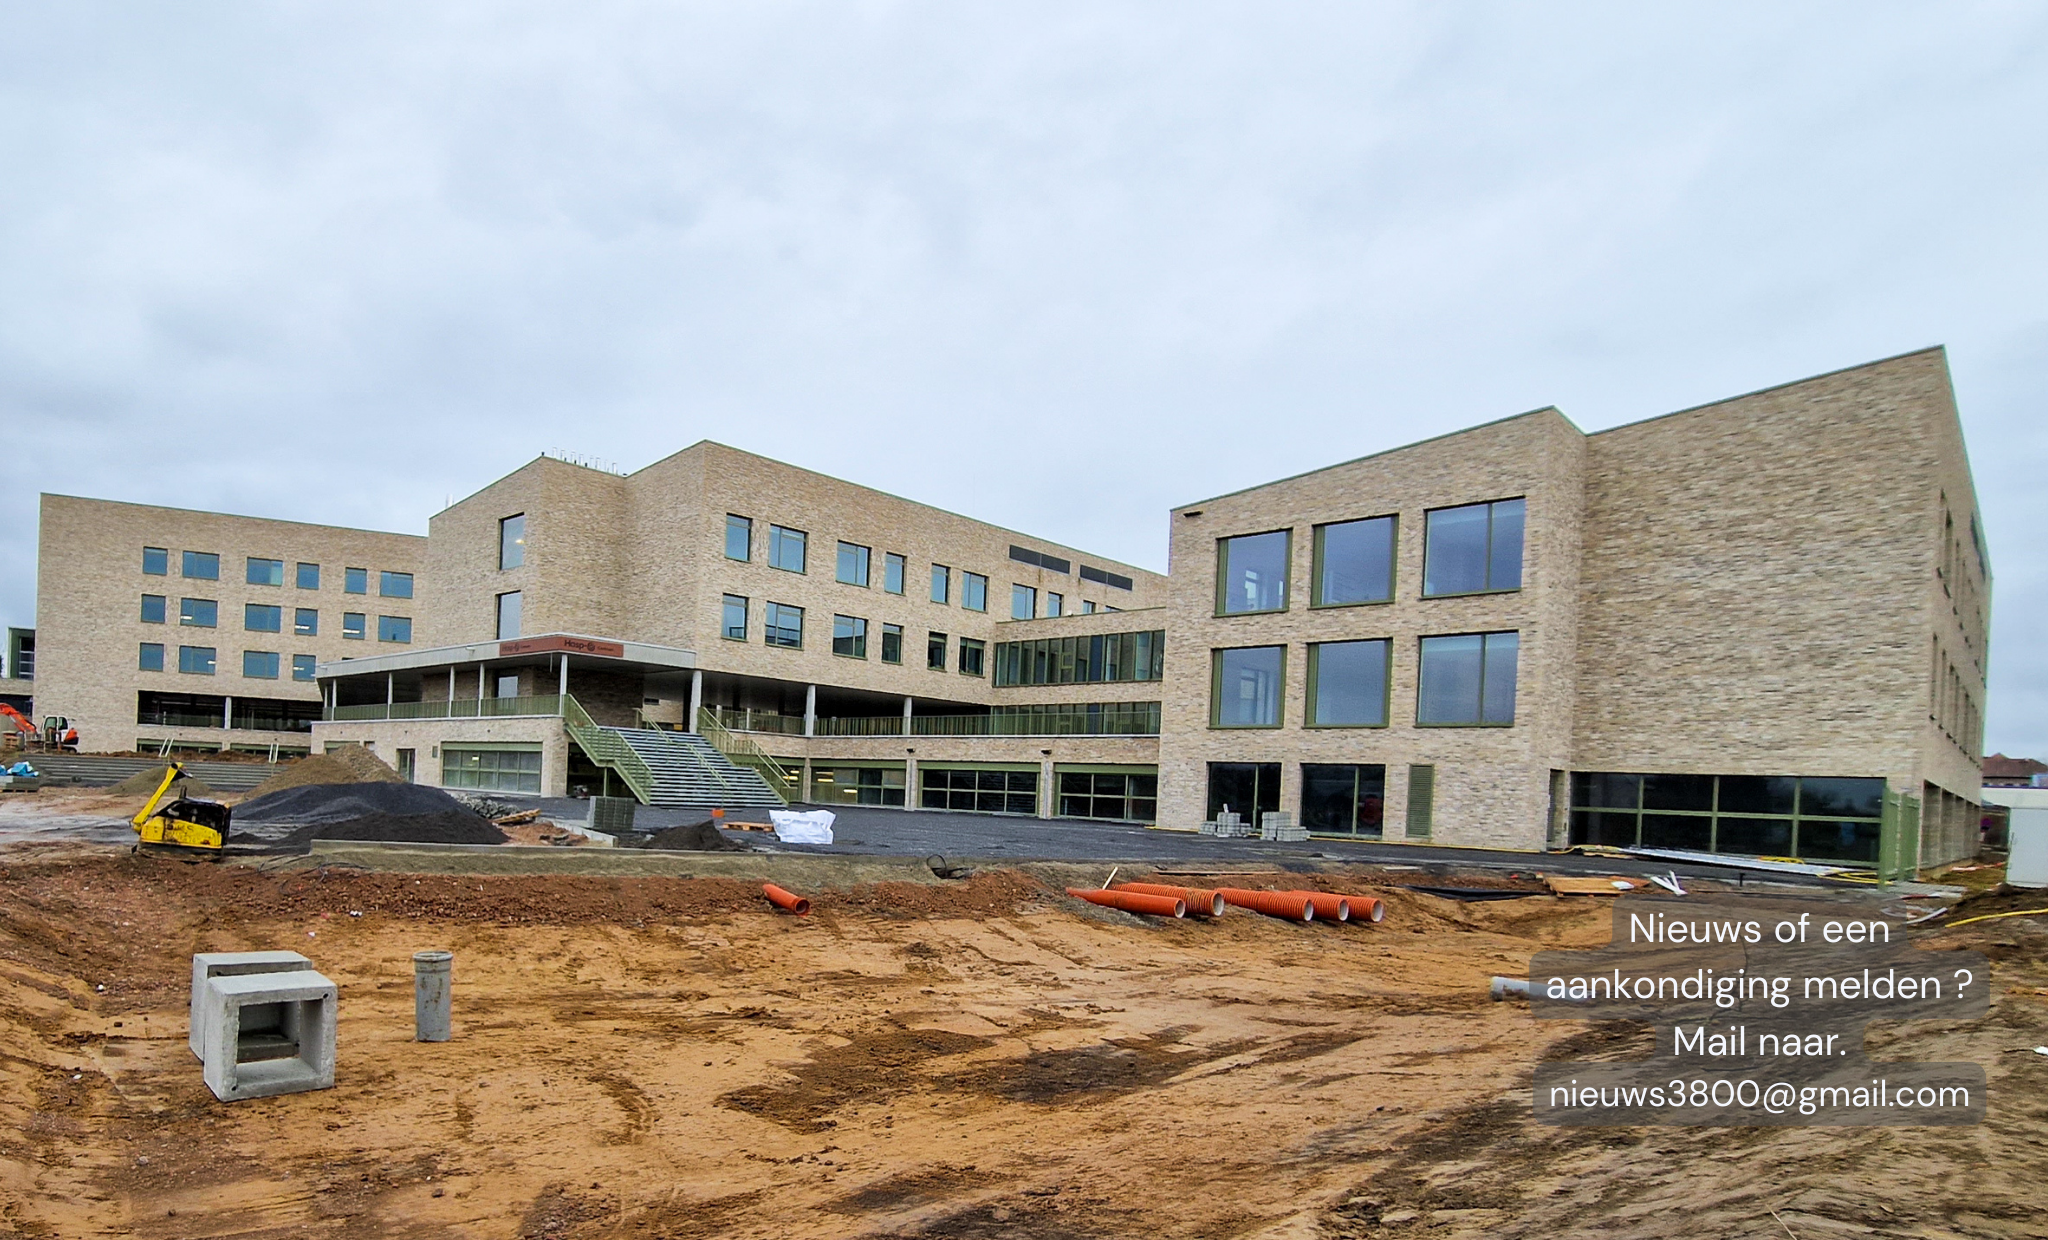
[{"left": 413, "top": 951, "right": 453, "bottom": 1041}]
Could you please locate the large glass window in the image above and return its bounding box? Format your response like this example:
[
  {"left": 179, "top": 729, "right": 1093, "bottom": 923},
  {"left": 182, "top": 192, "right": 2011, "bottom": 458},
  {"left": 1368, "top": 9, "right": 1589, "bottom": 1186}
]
[
  {"left": 769, "top": 525, "right": 807, "bottom": 573},
  {"left": 143, "top": 547, "right": 168, "bottom": 575},
  {"left": 443, "top": 746, "right": 543, "bottom": 794},
  {"left": 182, "top": 551, "right": 219, "bottom": 580},
  {"left": 178, "top": 645, "right": 217, "bottom": 675},
  {"left": 380, "top": 571, "right": 413, "bottom": 599},
  {"left": 296, "top": 561, "right": 320, "bottom": 590},
  {"left": 139, "top": 642, "right": 164, "bottom": 672},
  {"left": 962, "top": 572, "right": 988, "bottom": 612},
  {"left": 291, "top": 654, "right": 316, "bottom": 682},
  {"left": 378, "top": 616, "right": 412, "bottom": 643},
  {"left": 1307, "top": 639, "right": 1390, "bottom": 727},
  {"left": 884, "top": 553, "right": 906, "bottom": 595},
  {"left": 920, "top": 767, "right": 1038, "bottom": 814},
  {"left": 246, "top": 557, "right": 284, "bottom": 586},
  {"left": 1313, "top": 516, "right": 1396, "bottom": 606},
  {"left": 344, "top": 567, "right": 368, "bottom": 595},
  {"left": 1416, "top": 631, "right": 1518, "bottom": 725},
  {"left": 992, "top": 631, "right": 1165, "bottom": 687},
  {"left": 243, "top": 650, "right": 280, "bottom": 679},
  {"left": 1046, "top": 592, "right": 1063, "bottom": 617},
  {"left": 180, "top": 598, "right": 218, "bottom": 628},
  {"left": 1422, "top": 498, "right": 1525, "bottom": 596},
  {"left": 833, "top": 615, "right": 868, "bottom": 658},
  {"left": 724, "top": 514, "right": 751, "bottom": 562},
  {"left": 1207, "top": 762, "right": 1280, "bottom": 828},
  {"left": 1011, "top": 584, "right": 1036, "bottom": 619},
  {"left": 1057, "top": 771, "right": 1158, "bottom": 822},
  {"left": 244, "top": 603, "right": 282, "bottom": 633},
  {"left": 343, "top": 612, "right": 367, "bottom": 640},
  {"left": 813, "top": 766, "right": 908, "bottom": 807},
  {"left": 1567, "top": 773, "right": 1887, "bottom": 866},
  {"left": 500, "top": 515, "right": 526, "bottom": 569},
  {"left": 837, "top": 542, "right": 870, "bottom": 587},
  {"left": 881, "top": 623, "right": 903, "bottom": 664},
  {"left": 931, "top": 564, "right": 951, "bottom": 604},
  {"left": 764, "top": 602, "right": 804, "bottom": 649},
  {"left": 1216, "top": 530, "right": 1290, "bottom": 614},
  {"left": 1212, "top": 646, "right": 1285, "bottom": 728},
  {"left": 495, "top": 591, "right": 521, "bottom": 640},
  {"left": 294, "top": 608, "right": 318, "bottom": 636},
  {"left": 1301, "top": 763, "right": 1386, "bottom": 836},
  {"left": 927, "top": 632, "right": 947, "bottom": 670},
  {"left": 958, "top": 638, "right": 986, "bottom": 677},
  {"left": 141, "top": 594, "right": 166, "bottom": 624},
  {"left": 721, "top": 594, "right": 748, "bottom": 641}
]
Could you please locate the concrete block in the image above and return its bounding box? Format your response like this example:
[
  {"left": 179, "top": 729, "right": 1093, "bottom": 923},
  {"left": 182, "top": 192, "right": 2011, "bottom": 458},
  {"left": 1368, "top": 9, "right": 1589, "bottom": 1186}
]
[
  {"left": 201, "top": 970, "right": 337, "bottom": 1102},
  {"left": 190, "top": 951, "right": 314, "bottom": 1060}
]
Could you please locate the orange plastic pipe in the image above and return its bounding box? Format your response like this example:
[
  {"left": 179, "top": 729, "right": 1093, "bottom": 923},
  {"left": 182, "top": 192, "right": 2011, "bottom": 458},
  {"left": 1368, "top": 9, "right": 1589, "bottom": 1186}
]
[
  {"left": 1067, "top": 887, "right": 1185, "bottom": 918},
  {"left": 1349, "top": 895, "right": 1386, "bottom": 923},
  {"left": 1113, "top": 882, "right": 1227, "bottom": 918},
  {"left": 1216, "top": 888, "right": 1315, "bottom": 922},
  {"left": 762, "top": 883, "right": 811, "bottom": 916},
  {"left": 1288, "top": 891, "right": 1352, "bottom": 922}
]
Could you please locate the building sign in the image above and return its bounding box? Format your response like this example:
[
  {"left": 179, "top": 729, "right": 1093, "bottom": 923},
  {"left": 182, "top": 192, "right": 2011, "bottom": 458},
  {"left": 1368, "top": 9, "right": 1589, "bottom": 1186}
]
[{"left": 497, "top": 635, "right": 626, "bottom": 659}]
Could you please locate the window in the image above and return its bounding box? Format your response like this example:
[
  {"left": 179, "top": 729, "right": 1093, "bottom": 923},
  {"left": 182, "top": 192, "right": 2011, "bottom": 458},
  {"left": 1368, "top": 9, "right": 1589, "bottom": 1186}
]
[
  {"left": 722, "top": 514, "right": 752, "bottom": 562},
  {"left": 1057, "top": 771, "right": 1158, "bottom": 822},
  {"left": 992, "top": 631, "right": 1165, "bottom": 686},
  {"left": 296, "top": 562, "right": 320, "bottom": 590},
  {"left": 764, "top": 602, "right": 804, "bottom": 648},
  {"left": 721, "top": 595, "right": 748, "bottom": 641},
  {"left": 962, "top": 572, "right": 988, "bottom": 612},
  {"left": 500, "top": 514, "right": 526, "bottom": 569},
  {"left": 178, "top": 645, "right": 217, "bottom": 675},
  {"left": 182, "top": 551, "right": 219, "bottom": 580},
  {"left": 837, "top": 542, "right": 870, "bottom": 587},
  {"left": 1301, "top": 763, "right": 1386, "bottom": 836},
  {"left": 180, "top": 598, "right": 218, "bottom": 628},
  {"left": 1080, "top": 564, "right": 1134, "bottom": 591},
  {"left": 294, "top": 608, "right": 318, "bottom": 636},
  {"left": 813, "top": 766, "right": 908, "bottom": 807},
  {"left": 884, "top": 553, "right": 906, "bottom": 595},
  {"left": 1417, "top": 631, "right": 1519, "bottom": 725},
  {"left": 291, "top": 654, "right": 316, "bottom": 682},
  {"left": 1313, "top": 515, "right": 1396, "bottom": 606},
  {"left": 343, "top": 612, "right": 367, "bottom": 641},
  {"left": 1081, "top": 600, "right": 1096, "bottom": 614},
  {"left": 1216, "top": 530, "right": 1290, "bottom": 614},
  {"left": 243, "top": 651, "right": 280, "bottom": 679},
  {"left": 378, "top": 616, "right": 413, "bottom": 643},
  {"left": 246, "top": 557, "right": 284, "bottom": 586},
  {"left": 1307, "top": 639, "right": 1390, "bottom": 727},
  {"left": 959, "top": 637, "right": 986, "bottom": 677},
  {"left": 881, "top": 623, "right": 903, "bottom": 664},
  {"left": 443, "top": 745, "right": 543, "bottom": 794},
  {"left": 139, "top": 642, "right": 164, "bottom": 672},
  {"left": 921, "top": 767, "right": 1038, "bottom": 815},
  {"left": 495, "top": 591, "right": 521, "bottom": 640},
  {"left": 1422, "top": 498, "right": 1524, "bottom": 596},
  {"left": 927, "top": 632, "right": 948, "bottom": 670},
  {"left": 1207, "top": 762, "right": 1280, "bottom": 828},
  {"left": 1211, "top": 646, "right": 1285, "bottom": 727},
  {"left": 379, "top": 571, "right": 413, "bottom": 599},
  {"left": 1009, "top": 546, "right": 1073, "bottom": 573},
  {"left": 931, "top": 564, "right": 951, "bottom": 604},
  {"left": 244, "top": 604, "right": 282, "bottom": 633},
  {"left": 141, "top": 594, "right": 166, "bottom": 624},
  {"left": 769, "top": 525, "right": 807, "bottom": 573},
  {"left": 1046, "top": 592, "right": 1063, "bottom": 617},
  {"left": 143, "top": 547, "right": 168, "bottom": 576},
  {"left": 1567, "top": 773, "right": 1886, "bottom": 865},
  {"left": 344, "top": 567, "right": 368, "bottom": 595},
  {"left": 496, "top": 675, "right": 521, "bottom": 699},
  {"left": 1011, "top": 584, "right": 1036, "bottom": 619},
  {"left": 833, "top": 615, "right": 868, "bottom": 658}
]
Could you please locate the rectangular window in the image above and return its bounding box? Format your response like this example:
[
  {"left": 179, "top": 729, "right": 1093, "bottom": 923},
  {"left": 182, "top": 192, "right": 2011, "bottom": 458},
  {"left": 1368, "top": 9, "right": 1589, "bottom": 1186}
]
[
  {"left": 1307, "top": 639, "right": 1391, "bottom": 727},
  {"left": 500, "top": 514, "right": 526, "bottom": 569},
  {"left": 495, "top": 591, "right": 521, "bottom": 640},
  {"left": 1045, "top": 592, "right": 1063, "bottom": 617},
  {"left": 1422, "top": 498, "right": 1525, "bottom": 596},
  {"left": 291, "top": 654, "right": 316, "bottom": 682},
  {"left": 243, "top": 650, "right": 280, "bottom": 679},
  {"left": 1417, "top": 631, "right": 1519, "bottom": 725},
  {"left": 1011, "top": 584, "right": 1036, "bottom": 619},
  {"left": 837, "top": 541, "right": 871, "bottom": 587},
  {"left": 764, "top": 602, "right": 804, "bottom": 648},
  {"left": 139, "top": 642, "right": 165, "bottom": 672},
  {"left": 769, "top": 525, "right": 807, "bottom": 573},
  {"left": 1567, "top": 773, "right": 1886, "bottom": 865},
  {"left": 812, "top": 766, "right": 909, "bottom": 808},
  {"left": 1056, "top": 770, "right": 1158, "bottom": 823},
  {"left": 496, "top": 675, "right": 521, "bottom": 699},
  {"left": 294, "top": 608, "right": 318, "bottom": 636},
  {"left": 881, "top": 623, "right": 903, "bottom": 664},
  {"left": 1081, "top": 600, "right": 1096, "bottom": 614},
  {"left": 1216, "top": 530, "right": 1290, "bottom": 614},
  {"left": 962, "top": 572, "right": 988, "bottom": 612},
  {"left": 379, "top": 571, "right": 414, "bottom": 599},
  {"left": 378, "top": 616, "right": 413, "bottom": 643},
  {"left": 344, "top": 567, "right": 368, "bottom": 594},
  {"left": 296, "top": 561, "right": 320, "bottom": 590},
  {"left": 920, "top": 767, "right": 1040, "bottom": 815},
  {"left": 178, "top": 645, "right": 217, "bottom": 675},
  {"left": 721, "top": 594, "right": 748, "bottom": 641},
  {"left": 1207, "top": 762, "right": 1280, "bottom": 829},
  {"left": 182, "top": 551, "right": 219, "bottom": 580},
  {"left": 244, "top": 603, "right": 282, "bottom": 633},
  {"left": 1211, "top": 646, "right": 1285, "bottom": 727},
  {"left": 884, "top": 552, "right": 906, "bottom": 595},
  {"left": 246, "top": 557, "right": 284, "bottom": 586},
  {"left": 1313, "top": 515, "right": 1396, "bottom": 606},
  {"left": 143, "top": 547, "right": 168, "bottom": 575},
  {"left": 931, "top": 564, "right": 951, "bottom": 604},
  {"left": 141, "top": 594, "right": 166, "bottom": 624},
  {"left": 343, "top": 612, "right": 367, "bottom": 641},
  {"left": 724, "top": 514, "right": 751, "bottom": 562},
  {"left": 180, "top": 598, "right": 218, "bottom": 628},
  {"left": 991, "top": 631, "right": 1166, "bottom": 686},
  {"left": 1301, "top": 763, "right": 1386, "bottom": 836},
  {"left": 443, "top": 745, "right": 544, "bottom": 794},
  {"left": 959, "top": 637, "right": 986, "bottom": 677},
  {"left": 833, "top": 615, "right": 868, "bottom": 658},
  {"left": 927, "top": 632, "right": 948, "bottom": 670}
]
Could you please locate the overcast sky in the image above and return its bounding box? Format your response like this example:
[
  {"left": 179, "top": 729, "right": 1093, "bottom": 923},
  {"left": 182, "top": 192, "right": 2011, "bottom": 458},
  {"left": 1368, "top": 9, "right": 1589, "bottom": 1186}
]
[{"left": 3, "top": 4, "right": 2043, "bottom": 755}]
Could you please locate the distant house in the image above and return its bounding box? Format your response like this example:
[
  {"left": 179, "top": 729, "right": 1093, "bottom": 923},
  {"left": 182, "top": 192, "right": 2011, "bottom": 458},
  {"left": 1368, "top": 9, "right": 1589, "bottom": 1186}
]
[{"left": 1984, "top": 754, "right": 2048, "bottom": 788}]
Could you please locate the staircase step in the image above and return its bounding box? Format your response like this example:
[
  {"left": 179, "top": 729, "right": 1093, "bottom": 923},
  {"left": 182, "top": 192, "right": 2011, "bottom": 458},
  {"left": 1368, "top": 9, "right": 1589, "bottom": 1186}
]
[{"left": 598, "top": 727, "right": 785, "bottom": 808}]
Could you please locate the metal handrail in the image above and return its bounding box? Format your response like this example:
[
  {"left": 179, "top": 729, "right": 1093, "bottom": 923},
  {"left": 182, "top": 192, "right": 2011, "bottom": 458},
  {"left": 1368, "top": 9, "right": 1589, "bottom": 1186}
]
[
  {"left": 561, "top": 695, "right": 656, "bottom": 804},
  {"left": 695, "top": 709, "right": 795, "bottom": 803}
]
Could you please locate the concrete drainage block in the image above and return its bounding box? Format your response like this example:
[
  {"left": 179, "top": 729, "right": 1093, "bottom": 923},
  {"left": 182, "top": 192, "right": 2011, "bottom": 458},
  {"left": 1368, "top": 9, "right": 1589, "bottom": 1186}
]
[
  {"left": 189, "top": 951, "right": 314, "bottom": 1061},
  {"left": 201, "top": 970, "right": 337, "bottom": 1102}
]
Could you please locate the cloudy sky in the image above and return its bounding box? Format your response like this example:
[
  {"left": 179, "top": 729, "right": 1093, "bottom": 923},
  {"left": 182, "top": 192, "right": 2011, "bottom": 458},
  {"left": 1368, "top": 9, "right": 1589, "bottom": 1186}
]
[{"left": 3, "top": 3, "right": 2044, "bottom": 754}]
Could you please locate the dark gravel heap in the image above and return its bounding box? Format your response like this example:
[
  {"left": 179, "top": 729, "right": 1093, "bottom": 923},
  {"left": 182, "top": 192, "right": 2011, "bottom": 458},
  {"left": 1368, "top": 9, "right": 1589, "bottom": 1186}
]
[
  {"left": 631, "top": 820, "right": 751, "bottom": 853},
  {"left": 231, "top": 782, "right": 509, "bottom": 848}
]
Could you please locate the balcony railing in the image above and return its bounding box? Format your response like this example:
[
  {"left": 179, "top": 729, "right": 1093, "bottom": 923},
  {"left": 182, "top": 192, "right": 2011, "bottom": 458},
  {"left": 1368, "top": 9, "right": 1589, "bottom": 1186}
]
[
  {"left": 325, "top": 694, "right": 567, "bottom": 723},
  {"left": 800, "top": 703, "right": 1162, "bottom": 738}
]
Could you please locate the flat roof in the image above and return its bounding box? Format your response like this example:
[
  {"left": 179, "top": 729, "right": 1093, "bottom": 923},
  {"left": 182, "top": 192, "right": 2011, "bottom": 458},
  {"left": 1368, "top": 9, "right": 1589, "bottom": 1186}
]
[{"left": 317, "top": 633, "right": 696, "bottom": 680}]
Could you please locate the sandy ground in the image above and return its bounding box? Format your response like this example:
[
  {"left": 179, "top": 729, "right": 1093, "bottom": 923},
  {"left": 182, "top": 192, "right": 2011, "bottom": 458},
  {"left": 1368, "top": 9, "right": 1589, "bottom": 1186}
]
[{"left": 0, "top": 846, "right": 2044, "bottom": 1239}]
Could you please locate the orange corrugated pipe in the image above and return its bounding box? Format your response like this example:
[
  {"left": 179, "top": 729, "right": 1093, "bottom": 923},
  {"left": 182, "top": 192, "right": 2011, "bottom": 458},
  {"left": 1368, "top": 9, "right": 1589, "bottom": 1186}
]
[
  {"left": 1113, "top": 882, "right": 1227, "bottom": 918},
  {"left": 1348, "top": 894, "right": 1386, "bottom": 923},
  {"left": 1067, "top": 887, "right": 1185, "bottom": 918},
  {"left": 762, "top": 883, "right": 811, "bottom": 915},
  {"left": 1216, "top": 888, "right": 1315, "bottom": 922},
  {"left": 1288, "top": 891, "right": 1352, "bottom": 922}
]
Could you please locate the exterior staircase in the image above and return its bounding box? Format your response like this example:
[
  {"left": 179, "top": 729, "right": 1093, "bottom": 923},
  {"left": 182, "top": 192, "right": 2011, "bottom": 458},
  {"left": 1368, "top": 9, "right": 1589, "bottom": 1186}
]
[{"left": 598, "top": 727, "right": 786, "bottom": 809}]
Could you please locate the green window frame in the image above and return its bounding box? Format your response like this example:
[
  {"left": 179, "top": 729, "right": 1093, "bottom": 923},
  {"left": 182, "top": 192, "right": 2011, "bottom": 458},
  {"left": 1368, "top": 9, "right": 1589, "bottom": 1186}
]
[
  {"left": 143, "top": 547, "right": 168, "bottom": 576},
  {"left": 724, "top": 514, "right": 751, "bottom": 562},
  {"left": 500, "top": 514, "right": 526, "bottom": 569},
  {"left": 177, "top": 645, "right": 216, "bottom": 675},
  {"left": 837, "top": 542, "right": 871, "bottom": 587},
  {"left": 962, "top": 572, "right": 988, "bottom": 612},
  {"left": 377, "top": 615, "right": 412, "bottom": 643},
  {"left": 182, "top": 551, "right": 219, "bottom": 580},
  {"left": 1215, "top": 530, "right": 1291, "bottom": 615},
  {"left": 1416, "top": 631, "right": 1518, "bottom": 726},
  {"left": 244, "top": 603, "right": 282, "bottom": 633},
  {"left": 139, "top": 642, "right": 164, "bottom": 672},
  {"left": 881, "top": 623, "right": 903, "bottom": 664},
  {"left": 1566, "top": 773, "right": 1886, "bottom": 865},
  {"left": 344, "top": 567, "right": 368, "bottom": 594},
  {"left": 764, "top": 602, "right": 803, "bottom": 649},
  {"left": 931, "top": 564, "right": 951, "bottom": 604},
  {"left": 1305, "top": 639, "right": 1391, "bottom": 727},
  {"left": 958, "top": 637, "right": 986, "bottom": 677},
  {"left": 884, "top": 552, "right": 906, "bottom": 595},
  {"left": 1311, "top": 515, "right": 1396, "bottom": 607},
  {"left": 769, "top": 525, "right": 807, "bottom": 574},
  {"left": 379, "top": 571, "right": 414, "bottom": 599},
  {"left": 1011, "top": 584, "right": 1036, "bottom": 619},
  {"left": 342, "top": 612, "right": 367, "bottom": 640},
  {"left": 1422, "top": 498, "right": 1525, "bottom": 597},
  {"left": 180, "top": 598, "right": 217, "bottom": 628},
  {"left": 246, "top": 557, "right": 284, "bottom": 587},
  {"left": 721, "top": 594, "right": 748, "bottom": 641},
  {"left": 243, "top": 650, "right": 280, "bottom": 679},
  {"left": 291, "top": 654, "right": 316, "bottom": 682},
  {"left": 443, "top": 745, "right": 543, "bottom": 794},
  {"left": 296, "top": 561, "right": 320, "bottom": 589},
  {"left": 832, "top": 614, "right": 868, "bottom": 658},
  {"left": 141, "top": 594, "right": 166, "bottom": 624},
  {"left": 1210, "top": 645, "right": 1286, "bottom": 729},
  {"left": 294, "top": 608, "right": 318, "bottom": 636},
  {"left": 927, "top": 632, "right": 947, "bottom": 670}
]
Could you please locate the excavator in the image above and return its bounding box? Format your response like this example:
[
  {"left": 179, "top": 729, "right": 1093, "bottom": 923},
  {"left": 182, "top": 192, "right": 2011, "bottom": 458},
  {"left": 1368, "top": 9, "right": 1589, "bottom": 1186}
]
[
  {"left": 131, "top": 762, "right": 232, "bottom": 857},
  {"left": 0, "top": 705, "right": 77, "bottom": 752}
]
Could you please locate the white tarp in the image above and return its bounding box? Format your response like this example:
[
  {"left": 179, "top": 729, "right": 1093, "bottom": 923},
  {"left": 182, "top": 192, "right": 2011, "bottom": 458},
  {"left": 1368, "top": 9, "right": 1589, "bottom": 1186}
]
[{"left": 770, "top": 809, "right": 836, "bottom": 845}]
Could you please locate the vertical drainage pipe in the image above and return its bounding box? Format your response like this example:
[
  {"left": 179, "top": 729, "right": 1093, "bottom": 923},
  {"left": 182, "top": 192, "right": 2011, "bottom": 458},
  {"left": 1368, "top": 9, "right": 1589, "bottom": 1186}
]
[{"left": 414, "top": 950, "right": 453, "bottom": 1041}]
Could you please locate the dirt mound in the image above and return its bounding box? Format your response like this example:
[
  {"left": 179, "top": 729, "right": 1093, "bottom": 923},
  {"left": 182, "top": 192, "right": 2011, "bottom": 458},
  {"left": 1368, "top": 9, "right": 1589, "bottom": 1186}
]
[
  {"left": 231, "top": 782, "right": 506, "bottom": 847},
  {"left": 635, "top": 819, "right": 752, "bottom": 852},
  {"left": 104, "top": 766, "right": 217, "bottom": 798},
  {"left": 241, "top": 747, "right": 404, "bottom": 801}
]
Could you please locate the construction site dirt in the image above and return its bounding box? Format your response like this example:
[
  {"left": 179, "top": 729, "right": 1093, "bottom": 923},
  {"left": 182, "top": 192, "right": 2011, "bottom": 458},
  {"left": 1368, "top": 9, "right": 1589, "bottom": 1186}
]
[{"left": 2, "top": 846, "right": 2044, "bottom": 1239}]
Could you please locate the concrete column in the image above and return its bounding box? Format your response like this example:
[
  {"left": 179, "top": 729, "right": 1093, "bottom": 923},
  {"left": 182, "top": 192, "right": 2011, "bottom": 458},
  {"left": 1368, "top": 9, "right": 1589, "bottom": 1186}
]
[
  {"left": 557, "top": 654, "right": 569, "bottom": 701},
  {"left": 901, "top": 695, "right": 913, "bottom": 737},
  {"left": 1039, "top": 754, "right": 1055, "bottom": 820},
  {"left": 447, "top": 667, "right": 456, "bottom": 702},
  {"left": 223, "top": 695, "right": 234, "bottom": 738},
  {"left": 688, "top": 670, "right": 703, "bottom": 733},
  {"left": 476, "top": 663, "right": 486, "bottom": 701},
  {"left": 801, "top": 757, "right": 813, "bottom": 803},
  {"left": 803, "top": 684, "right": 816, "bottom": 738},
  {"left": 386, "top": 674, "right": 394, "bottom": 707},
  {"left": 904, "top": 753, "right": 918, "bottom": 812}
]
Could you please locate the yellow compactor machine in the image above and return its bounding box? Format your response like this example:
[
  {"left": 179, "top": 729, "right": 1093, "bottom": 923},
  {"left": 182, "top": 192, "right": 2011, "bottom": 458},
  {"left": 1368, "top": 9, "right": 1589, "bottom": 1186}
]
[{"left": 131, "top": 763, "right": 232, "bottom": 857}]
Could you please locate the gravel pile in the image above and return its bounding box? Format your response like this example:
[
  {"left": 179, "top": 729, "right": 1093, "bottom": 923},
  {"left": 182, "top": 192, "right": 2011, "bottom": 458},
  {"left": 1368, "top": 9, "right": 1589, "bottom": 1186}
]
[
  {"left": 232, "top": 782, "right": 508, "bottom": 848},
  {"left": 631, "top": 820, "right": 752, "bottom": 853}
]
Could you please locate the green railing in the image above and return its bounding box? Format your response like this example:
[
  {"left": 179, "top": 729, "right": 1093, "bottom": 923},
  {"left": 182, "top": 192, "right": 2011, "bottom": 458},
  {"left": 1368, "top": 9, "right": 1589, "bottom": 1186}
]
[
  {"left": 326, "top": 694, "right": 568, "bottom": 723},
  {"left": 719, "top": 702, "right": 1164, "bottom": 738},
  {"left": 695, "top": 710, "right": 795, "bottom": 804},
  {"left": 562, "top": 695, "right": 656, "bottom": 804},
  {"left": 700, "top": 706, "right": 807, "bottom": 736}
]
